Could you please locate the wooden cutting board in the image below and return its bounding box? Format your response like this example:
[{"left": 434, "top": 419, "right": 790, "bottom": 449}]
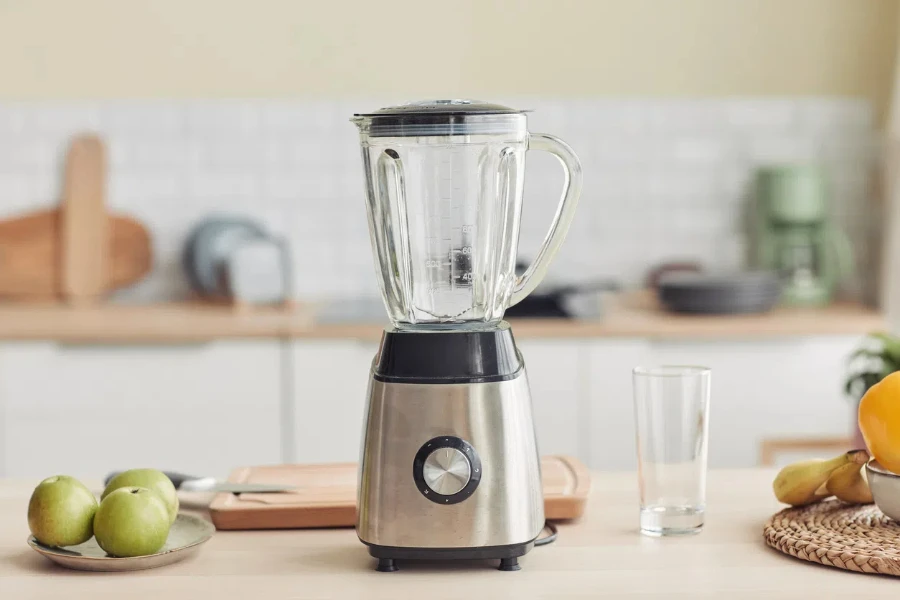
[
  {"left": 61, "top": 135, "right": 108, "bottom": 304},
  {"left": 0, "top": 209, "right": 151, "bottom": 300},
  {"left": 0, "top": 134, "right": 152, "bottom": 300},
  {"left": 209, "top": 456, "right": 591, "bottom": 531}
]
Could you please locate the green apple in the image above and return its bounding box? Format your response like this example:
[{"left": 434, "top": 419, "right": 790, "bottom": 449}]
[
  {"left": 102, "top": 468, "right": 179, "bottom": 524},
  {"left": 27, "top": 475, "right": 98, "bottom": 547},
  {"left": 94, "top": 487, "right": 170, "bottom": 557}
]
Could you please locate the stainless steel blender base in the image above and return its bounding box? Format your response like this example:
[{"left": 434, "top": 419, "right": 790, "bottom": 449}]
[{"left": 356, "top": 370, "right": 544, "bottom": 570}]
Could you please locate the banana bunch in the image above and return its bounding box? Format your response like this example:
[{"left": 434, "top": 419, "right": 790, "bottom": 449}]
[{"left": 772, "top": 449, "right": 873, "bottom": 506}]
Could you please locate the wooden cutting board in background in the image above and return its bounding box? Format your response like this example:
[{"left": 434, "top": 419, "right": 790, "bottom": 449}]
[
  {"left": 0, "top": 210, "right": 151, "bottom": 299},
  {"left": 209, "top": 455, "right": 591, "bottom": 531},
  {"left": 61, "top": 135, "right": 108, "bottom": 304},
  {"left": 0, "top": 135, "right": 152, "bottom": 300}
]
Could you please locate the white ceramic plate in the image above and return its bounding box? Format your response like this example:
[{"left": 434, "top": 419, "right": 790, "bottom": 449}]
[{"left": 28, "top": 513, "right": 214, "bottom": 572}]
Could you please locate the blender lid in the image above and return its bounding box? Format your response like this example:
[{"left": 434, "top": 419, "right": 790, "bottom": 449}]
[
  {"left": 356, "top": 99, "right": 523, "bottom": 116},
  {"left": 353, "top": 99, "right": 528, "bottom": 137}
]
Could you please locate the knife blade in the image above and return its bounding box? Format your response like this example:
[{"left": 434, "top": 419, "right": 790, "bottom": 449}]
[
  {"left": 180, "top": 478, "right": 296, "bottom": 494},
  {"left": 103, "top": 471, "right": 295, "bottom": 494}
]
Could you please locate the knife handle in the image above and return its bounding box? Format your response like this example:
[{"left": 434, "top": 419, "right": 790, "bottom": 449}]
[{"left": 103, "top": 471, "right": 204, "bottom": 490}]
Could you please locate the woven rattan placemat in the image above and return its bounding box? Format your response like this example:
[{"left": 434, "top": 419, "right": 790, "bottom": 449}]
[{"left": 765, "top": 500, "right": 900, "bottom": 576}]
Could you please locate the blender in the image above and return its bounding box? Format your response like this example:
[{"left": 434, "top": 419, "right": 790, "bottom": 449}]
[{"left": 351, "top": 100, "right": 582, "bottom": 572}]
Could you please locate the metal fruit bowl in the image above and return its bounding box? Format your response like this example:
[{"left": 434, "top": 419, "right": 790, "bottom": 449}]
[{"left": 865, "top": 459, "right": 900, "bottom": 520}]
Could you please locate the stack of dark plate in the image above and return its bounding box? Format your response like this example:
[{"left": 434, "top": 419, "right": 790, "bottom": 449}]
[{"left": 656, "top": 270, "right": 782, "bottom": 315}]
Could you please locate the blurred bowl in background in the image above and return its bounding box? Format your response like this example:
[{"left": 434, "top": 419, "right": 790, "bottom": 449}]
[
  {"left": 645, "top": 261, "right": 703, "bottom": 289},
  {"left": 657, "top": 270, "right": 782, "bottom": 315}
]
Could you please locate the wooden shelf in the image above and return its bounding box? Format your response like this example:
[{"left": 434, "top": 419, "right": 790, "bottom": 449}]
[
  {"left": 300, "top": 292, "right": 886, "bottom": 342},
  {"left": 0, "top": 301, "right": 313, "bottom": 343},
  {"left": 0, "top": 291, "right": 883, "bottom": 343}
]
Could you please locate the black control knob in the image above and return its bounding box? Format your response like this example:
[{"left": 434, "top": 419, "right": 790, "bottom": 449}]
[{"left": 413, "top": 436, "right": 481, "bottom": 505}]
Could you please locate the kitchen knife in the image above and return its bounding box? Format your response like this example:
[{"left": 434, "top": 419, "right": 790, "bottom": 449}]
[{"left": 103, "top": 471, "right": 295, "bottom": 494}]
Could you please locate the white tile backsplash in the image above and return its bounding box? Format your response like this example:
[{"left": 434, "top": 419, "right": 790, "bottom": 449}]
[{"left": 0, "top": 98, "right": 878, "bottom": 302}]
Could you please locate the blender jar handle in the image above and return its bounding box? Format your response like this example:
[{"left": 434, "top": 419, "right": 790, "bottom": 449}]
[{"left": 509, "top": 133, "right": 583, "bottom": 307}]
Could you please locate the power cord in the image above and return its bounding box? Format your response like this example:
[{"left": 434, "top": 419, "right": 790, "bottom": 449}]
[{"left": 534, "top": 521, "right": 558, "bottom": 547}]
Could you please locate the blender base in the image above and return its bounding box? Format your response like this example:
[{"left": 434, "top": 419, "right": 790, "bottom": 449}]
[
  {"left": 357, "top": 324, "right": 544, "bottom": 573},
  {"left": 364, "top": 540, "right": 535, "bottom": 572}
]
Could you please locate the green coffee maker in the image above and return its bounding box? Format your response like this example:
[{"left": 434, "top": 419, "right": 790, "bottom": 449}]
[{"left": 754, "top": 165, "right": 855, "bottom": 306}]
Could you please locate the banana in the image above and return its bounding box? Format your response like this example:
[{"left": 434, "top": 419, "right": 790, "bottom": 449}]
[
  {"left": 826, "top": 453, "right": 873, "bottom": 504},
  {"left": 772, "top": 450, "right": 869, "bottom": 506}
]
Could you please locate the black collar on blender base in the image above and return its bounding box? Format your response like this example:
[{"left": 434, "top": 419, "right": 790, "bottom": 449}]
[{"left": 373, "top": 322, "right": 523, "bottom": 384}]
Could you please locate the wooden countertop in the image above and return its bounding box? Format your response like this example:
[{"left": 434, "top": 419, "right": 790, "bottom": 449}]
[
  {"left": 0, "top": 292, "right": 882, "bottom": 342},
  {"left": 3, "top": 469, "right": 898, "bottom": 598}
]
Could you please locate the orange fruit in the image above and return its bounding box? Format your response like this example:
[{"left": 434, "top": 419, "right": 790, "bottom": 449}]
[{"left": 859, "top": 371, "right": 900, "bottom": 473}]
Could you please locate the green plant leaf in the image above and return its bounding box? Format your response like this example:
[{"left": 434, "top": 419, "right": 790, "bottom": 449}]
[
  {"left": 871, "top": 332, "right": 900, "bottom": 362},
  {"left": 844, "top": 332, "right": 900, "bottom": 401},
  {"left": 849, "top": 348, "right": 887, "bottom": 362}
]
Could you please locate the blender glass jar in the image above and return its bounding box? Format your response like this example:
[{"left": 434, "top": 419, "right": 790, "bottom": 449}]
[{"left": 352, "top": 100, "right": 581, "bottom": 329}]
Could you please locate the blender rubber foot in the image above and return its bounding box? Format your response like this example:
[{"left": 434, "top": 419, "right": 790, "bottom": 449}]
[
  {"left": 498, "top": 557, "right": 520, "bottom": 572},
  {"left": 376, "top": 558, "right": 399, "bottom": 572}
]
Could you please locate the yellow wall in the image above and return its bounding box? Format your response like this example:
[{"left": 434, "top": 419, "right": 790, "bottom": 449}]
[{"left": 0, "top": 0, "right": 897, "bottom": 121}]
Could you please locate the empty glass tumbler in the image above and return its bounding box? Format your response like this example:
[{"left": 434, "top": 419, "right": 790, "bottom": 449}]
[{"left": 632, "top": 366, "right": 711, "bottom": 536}]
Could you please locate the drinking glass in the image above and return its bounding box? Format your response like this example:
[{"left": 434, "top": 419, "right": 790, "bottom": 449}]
[{"left": 632, "top": 365, "right": 711, "bottom": 536}]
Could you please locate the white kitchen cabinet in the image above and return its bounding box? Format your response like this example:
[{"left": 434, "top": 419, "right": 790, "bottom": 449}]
[
  {"left": 0, "top": 330, "right": 864, "bottom": 479},
  {"left": 651, "top": 337, "right": 857, "bottom": 468},
  {"left": 518, "top": 340, "right": 585, "bottom": 458},
  {"left": 289, "top": 340, "right": 378, "bottom": 464},
  {"left": 585, "top": 336, "right": 858, "bottom": 471},
  {"left": 0, "top": 341, "right": 282, "bottom": 479},
  {"left": 586, "top": 340, "right": 653, "bottom": 471}
]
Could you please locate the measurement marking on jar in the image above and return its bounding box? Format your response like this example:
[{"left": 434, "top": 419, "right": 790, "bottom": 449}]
[{"left": 461, "top": 225, "right": 474, "bottom": 233}]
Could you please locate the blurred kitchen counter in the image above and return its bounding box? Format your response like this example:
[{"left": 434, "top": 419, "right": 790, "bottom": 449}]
[
  {"left": 0, "top": 301, "right": 313, "bottom": 343},
  {"left": 305, "top": 291, "right": 885, "bottom": 341},
  {"left": 0, "top": 291, "right": 883, "bottom": 342}
]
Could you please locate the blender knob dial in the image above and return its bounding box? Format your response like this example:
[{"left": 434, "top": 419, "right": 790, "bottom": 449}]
[
  {"left": 413, "top": 436, "right": 482, "bottom": 504},
  {"left": 422, "top": 447, "right": 471, "bottom": 495}
]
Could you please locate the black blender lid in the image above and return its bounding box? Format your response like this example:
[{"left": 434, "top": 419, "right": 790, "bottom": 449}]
[
  {"left": 352, "top": 99, "right": 528, "bottom": 137},
  {"left": 354, "top": 99, "right": 524, "bottom": 117}
]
